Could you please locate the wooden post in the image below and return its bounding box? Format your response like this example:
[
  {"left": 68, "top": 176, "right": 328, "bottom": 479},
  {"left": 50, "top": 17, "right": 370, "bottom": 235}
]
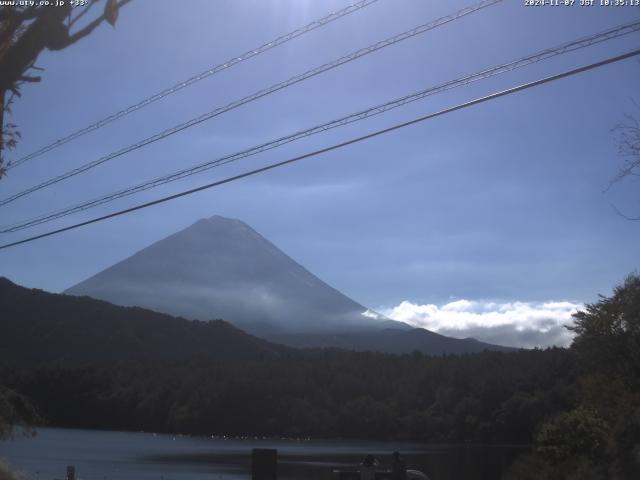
[
  {"left": 252, "top": 448, "right": 277, "bottom": 480},
  {"left": 66, "top": 465, "right": 76, "bottom": 480}
]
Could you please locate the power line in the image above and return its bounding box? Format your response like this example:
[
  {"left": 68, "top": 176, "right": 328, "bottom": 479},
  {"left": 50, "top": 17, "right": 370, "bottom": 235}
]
[
  {"left": 0, "top": 0, "right": 502, "bottom": 207},
  {"left": 7, "top": 0, "right": 381, "bottom": 170},
  {"left": 1, "top": 47, "right": 638, "bottom": 251},
  {"left": 3, "top": 19, "right": 639, "bottom": 234}
]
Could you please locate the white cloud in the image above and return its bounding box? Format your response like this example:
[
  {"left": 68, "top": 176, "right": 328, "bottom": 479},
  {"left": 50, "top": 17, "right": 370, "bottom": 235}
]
[
  {"left": 382, "top": 299, "right": 583, "bottom": 349},
  {"left": 362, "top": 309, "right": 385, "bottom": 320}
]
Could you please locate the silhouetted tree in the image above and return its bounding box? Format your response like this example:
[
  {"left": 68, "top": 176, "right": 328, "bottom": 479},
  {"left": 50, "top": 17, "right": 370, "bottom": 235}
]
[
  {"left": 569, "top": 273, "right": 640, "bottom": 380},
  {"left": 506, "top": 275, "right": 640, "bottom": 479},
  {"left": 0, "top": 0, "right": 132, "bottom": 176},
  {"left": 0, "top": 385, "right": 39, "bottom": 440},
  {"left": 610, "top": 103, "right": 640, "bottom": 220}
]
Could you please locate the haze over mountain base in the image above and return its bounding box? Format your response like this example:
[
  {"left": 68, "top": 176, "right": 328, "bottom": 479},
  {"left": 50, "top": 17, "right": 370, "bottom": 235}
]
[{"left": 65, "top": 215, "right": 514, "bottom": 354}]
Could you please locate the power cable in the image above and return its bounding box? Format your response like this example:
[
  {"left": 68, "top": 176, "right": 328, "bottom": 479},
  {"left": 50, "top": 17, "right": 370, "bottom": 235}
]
[
  {"left": 3, "top": 19, "right": 638, "bottom": 233},
  {"left": 7, "top": 0, "right": 381, "bottom": 170},
  {"left": 1, "top": 47, "right": 638, "bottom": 251},
  {"left": 0, "top": 0, "right": 502, "bottom": 207}
]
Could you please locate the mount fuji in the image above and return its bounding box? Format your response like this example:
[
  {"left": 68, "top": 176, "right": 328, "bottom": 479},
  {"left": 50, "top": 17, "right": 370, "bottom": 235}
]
[{"left": 65, "top": 215, "right": 514, "bottom": 354}]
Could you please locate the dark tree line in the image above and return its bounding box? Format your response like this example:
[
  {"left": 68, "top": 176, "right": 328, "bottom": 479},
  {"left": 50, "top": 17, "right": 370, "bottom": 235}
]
[
  {"left": 2, "top": 347, "right": 578, "bottom": 444},
  {"left": 1, "top": 275, "right": 639, "bottom": 479}
]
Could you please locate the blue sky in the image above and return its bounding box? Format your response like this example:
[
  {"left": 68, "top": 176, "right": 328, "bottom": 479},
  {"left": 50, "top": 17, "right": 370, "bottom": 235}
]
[{"left": 1, "top": 0, "right": 638, "bottom": 346}]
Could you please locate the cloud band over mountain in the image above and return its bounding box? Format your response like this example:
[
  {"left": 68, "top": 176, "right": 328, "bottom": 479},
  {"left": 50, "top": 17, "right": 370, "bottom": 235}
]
[{"left": 383, "top": 299, "right": 583, "bottom": 348}]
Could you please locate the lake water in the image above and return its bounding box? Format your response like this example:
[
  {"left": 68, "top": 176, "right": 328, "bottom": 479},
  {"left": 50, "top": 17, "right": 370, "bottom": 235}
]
[{"left": 0, "top": 427, "right": 527, "bottom": 480}]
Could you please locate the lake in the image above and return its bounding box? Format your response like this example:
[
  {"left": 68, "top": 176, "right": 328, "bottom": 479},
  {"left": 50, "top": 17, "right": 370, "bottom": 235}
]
[{"left": 0, "top": 427, "right": 528, "bottom": 480}]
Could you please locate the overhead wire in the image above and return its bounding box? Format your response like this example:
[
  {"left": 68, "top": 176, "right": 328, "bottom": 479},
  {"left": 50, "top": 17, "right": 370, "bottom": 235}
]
[
  {"left": 0, "top": 0, "right": 502, "bottom": 207},
  {"left": 7, "top": 0, "right": 381, "bottom": 170},
  {"left": 2, "top": 19, "right": 639, "bottom": 234},
  {"left": 2, "top": 47, "right": 638, "bottom": 251}
]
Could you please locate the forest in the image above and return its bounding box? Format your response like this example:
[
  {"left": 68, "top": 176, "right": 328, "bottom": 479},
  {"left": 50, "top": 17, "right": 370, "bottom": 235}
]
[{"left": 1, "top": 275, "right": 639, "bottom": 479}]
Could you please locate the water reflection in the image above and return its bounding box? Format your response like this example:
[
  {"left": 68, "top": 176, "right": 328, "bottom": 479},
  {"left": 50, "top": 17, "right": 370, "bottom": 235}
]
[{"left": 0, "top": 427, "right": 527, "bottom": 480}]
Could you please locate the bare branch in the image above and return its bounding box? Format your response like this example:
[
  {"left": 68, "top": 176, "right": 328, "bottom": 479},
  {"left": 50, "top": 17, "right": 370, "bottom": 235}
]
[
  {"left": 19, "top": 75, "right": 41, "bottom": 83},
  {"left": 58, "top": 0, "right": 132, "bottom": 50},
  {"left": 611, "top": 202, "right": 640, "bottom": 221},
  {"left": 609, "top": 102, "right": 640, "bottom": 188}
]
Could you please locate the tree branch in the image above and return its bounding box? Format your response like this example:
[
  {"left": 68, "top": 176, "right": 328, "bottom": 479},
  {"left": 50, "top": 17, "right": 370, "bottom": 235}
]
[
  {"left": 611, "top": 203, "right": 640, "bottom": 221},
  {"left": 56, "top": 0, "right": 133, "bottom": 50},
  {"left": 0, "top": 6, "right": 43, "bottom": 23},
  {"left": 19, "top": 75, "right": 40, "bottom": 83},
  {"left": 68, "top": 0, "right": 100, "bottom": 29}
]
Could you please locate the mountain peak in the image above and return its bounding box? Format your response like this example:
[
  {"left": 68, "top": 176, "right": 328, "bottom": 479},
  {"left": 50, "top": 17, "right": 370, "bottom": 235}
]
[
  {"left": 188, "top": 215, "right": 248, "bottom": 231},
  {"left": 209, "top": 214, "right": 241, "bottom": 222},
  {"left": 62, "top": 218, "right": 513, "bottom": 354},
  {"left": 205, "top": 214, "right": 248, "bottom": 226},
  {"left": 65, "top": 216, "right": 384, "bottom": 335}
]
